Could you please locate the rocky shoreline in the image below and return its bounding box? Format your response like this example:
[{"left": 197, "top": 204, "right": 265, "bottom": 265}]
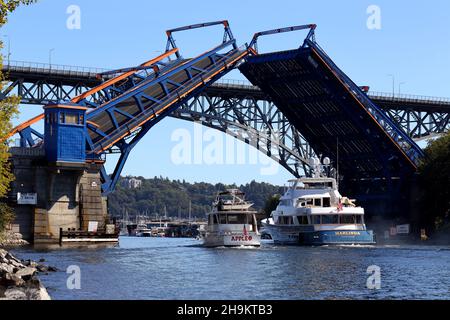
[
  {"left": 0, "top": 231, "right": 29, "bottom": 247},
  {"left": 0, "top": 248, "right": 55, "bottom": 300}
]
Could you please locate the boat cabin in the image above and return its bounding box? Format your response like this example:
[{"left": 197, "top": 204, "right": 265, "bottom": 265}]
[{"left": 208, "top": 212, "right": 258, "bottom": 232}]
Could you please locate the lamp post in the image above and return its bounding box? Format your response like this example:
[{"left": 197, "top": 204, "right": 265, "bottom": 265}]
[
  {"left": 387, "top": 74, "right": 395, "bottom": 99},
  {"left": 3, "top": 35, "right": 11, "bottom": 65},
  {"left": 49, "top": 48, "right": 55, "bottom": 69},
  {"left": 398, "top": 82, "right": 406, "bottom": 96}
]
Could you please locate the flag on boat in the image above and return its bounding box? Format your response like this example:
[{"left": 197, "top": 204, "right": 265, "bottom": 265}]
[{"left": 337, "top": 198, "right": 343, "bottom": 212}]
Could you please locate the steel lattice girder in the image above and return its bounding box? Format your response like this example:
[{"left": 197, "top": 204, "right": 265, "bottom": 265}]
[
  {"left": 1, "top": 69, "right": 450, "bottom": 193},
  {"left": 239, "top": 41, "right": 427, "bottom": 181},
  {"left": 172, "top": 94, "right": 316, "bottom": 177},
  {"left": 2, "top": 78, "right": 450, "bottom": 182},
  {"left": 2, "top": 75, "right": 449, "bottom": 141}
]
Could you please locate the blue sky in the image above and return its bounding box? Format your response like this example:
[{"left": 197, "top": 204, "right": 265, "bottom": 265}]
[{"left": 2, "top": 0, "right": 449, "bottom": 185}]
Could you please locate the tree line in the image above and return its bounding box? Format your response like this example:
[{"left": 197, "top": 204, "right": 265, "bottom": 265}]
[{"left": 107, "top": 176, "right": 284, "bottom": 220}]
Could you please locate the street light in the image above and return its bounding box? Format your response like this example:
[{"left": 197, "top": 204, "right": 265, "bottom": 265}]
[
  {"left": 3, "top": 35, "right": 11, "bottom": 65},
  {"left": 398, "top": 82, "right": 406, "bottom": 96},
  {"left": 49, "top": 48, "right": 55, "bottom": 68},
  {"left": 387, "top": 74, "right": 395, "bottom": 99}
]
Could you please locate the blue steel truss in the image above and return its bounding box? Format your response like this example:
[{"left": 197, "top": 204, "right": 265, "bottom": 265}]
[
  {"left": 307, "top": 40, "right": 425, "bottom": 166},
  {"left": 240, "top": 24, "right": 425, "bottom": 183},
  {"left": 4, "top": 21, "right": 249, "bottom": 195},
  {"left": 2, "top": 22, "right": 435, "bottom": 197}
]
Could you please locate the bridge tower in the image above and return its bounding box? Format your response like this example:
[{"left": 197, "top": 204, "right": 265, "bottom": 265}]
[{"left": 8, "top": 103, "right": 108, "bottom": 243}]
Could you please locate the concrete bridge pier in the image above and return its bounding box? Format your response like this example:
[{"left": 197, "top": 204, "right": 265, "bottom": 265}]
[
  {"left": 7, "top": 147, "right": 108, "bottom": 244},
  {"left": 6, "top": 103, "right": 109, "bottom": 244}
]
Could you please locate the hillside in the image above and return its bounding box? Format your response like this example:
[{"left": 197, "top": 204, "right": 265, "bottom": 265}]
[{"left": 107, "top": 176, "right": 284, "bottom": 219}]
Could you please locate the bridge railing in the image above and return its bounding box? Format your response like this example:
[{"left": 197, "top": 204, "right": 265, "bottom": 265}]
[
  {"left": 3, "top": 60, "right": 450, "bottom": 107},
  {"left": 367, "top": 91, "right": 450, "bottom": 105},
  {"left": 2, "top": 60, "right": 109, "bottom": 77},
  {"left": 308, "top": 40, "right": 425, "bottom": 165},
  {"left": 213, "top": 79, "right": 257, "bottom": 90}
]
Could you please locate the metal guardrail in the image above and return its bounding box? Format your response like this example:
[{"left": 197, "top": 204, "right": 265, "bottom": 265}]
[
  {"left": 91, "top": 46, "right": 249, "bottom": 153},
  {"left": 308, "top": 39, "right": 425, "bottom": 164},
  {"left": 2, "top": 60, "right": 450, "bottom": 105},
  {"left": 213, "top": 79, "right": 257, "bottom": 90},
  {"left": 2, "top": 60, "right": 109, "bottom": 76},
  {"left": 367, "top": 91, "right": 450, "bottom": 105}
]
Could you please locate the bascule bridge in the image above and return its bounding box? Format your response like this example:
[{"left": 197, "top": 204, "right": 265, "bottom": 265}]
[{"left": 1, "top": 22, "right": 449, "bottom": 242}]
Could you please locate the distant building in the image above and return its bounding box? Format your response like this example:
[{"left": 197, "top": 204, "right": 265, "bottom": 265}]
[{"left": 121, "top": 177, "right": 142, "bottom": 189}]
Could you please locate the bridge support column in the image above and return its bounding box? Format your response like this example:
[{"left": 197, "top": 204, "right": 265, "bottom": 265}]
[{"left": 7, "top": 148, "right": 108, "bottom": 244}]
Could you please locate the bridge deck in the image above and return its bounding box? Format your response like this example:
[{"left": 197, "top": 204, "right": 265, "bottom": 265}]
[
  {"left": 87, "top": 48, "right": 247, "bottom": 153},
  {"left": 240, "top": 44, "right": 424, "bottom": 180},
  {"left": 4, "top": 62, "right": 450, "bottom": 112}
]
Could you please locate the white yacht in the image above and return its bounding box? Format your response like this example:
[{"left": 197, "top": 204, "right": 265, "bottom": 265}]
[
  {"left": 261, "top": 159, "right": 375, "bottom": 245},
  {"left": 204, "top": 189, "right": 261, "bottom": 247},
  {"left": 136, "top": 224, "right": 152, "bottom": 237}
]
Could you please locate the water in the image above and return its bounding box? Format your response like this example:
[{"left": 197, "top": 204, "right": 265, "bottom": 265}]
[{"left": 10, "top": 237, "right": 450, "bottom": 300}]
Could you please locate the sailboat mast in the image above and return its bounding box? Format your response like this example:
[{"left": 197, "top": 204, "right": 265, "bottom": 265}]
[{"left": 189, "top": 200, "right": 192, "bottom": 223}]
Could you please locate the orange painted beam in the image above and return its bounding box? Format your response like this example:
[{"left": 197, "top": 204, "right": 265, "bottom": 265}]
[
  {"left": 2, "top": 49, "right": 178, "bottom": 142},
  {"left": 5, "top": 113, "right": 45, "bottom": 140},
  {"left": 72, "top": 48, "right": 178, "bottom": 103},
  {"left": 248, "top": 47, "right": 258, "bottom": 56},
  {"left": 96, "top": 50, "right": 249, "bottom": 153}
]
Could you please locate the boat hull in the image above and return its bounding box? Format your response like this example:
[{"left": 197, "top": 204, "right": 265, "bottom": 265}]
[
  {"left": 299, "top": 230, "right": 375, "bottom": 245},
  {"left": 203, "top": 232, "right": 261, "bottom": 247},
  {"left": 263, "top": 224, "right": 375, "bottom": 245}
]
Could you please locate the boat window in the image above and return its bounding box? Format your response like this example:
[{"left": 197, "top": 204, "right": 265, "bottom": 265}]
[
  {"left": 323, "top": 197, "right": 331, "bottom": 207},
  {"left": 306, "top": 199, "right": 313, "bottom": 206},
  {"left": 209, "top": 215, "right": 219, "bottom": 225},
  {"left": 297, "top": 216, "right": 309, "bottom": 225},
  {"left": 322, "top": 215, "right": 339, "bottom": 224},
  {"left": 226, "top": 214, "right": 247, "bottom": 224},
  {"left": 356, "top": 215, "right": 363, "bottom": 224},
  {"left": 312, "top": 215, "right": 321, "bottom": 224},
  {"left": 296, "top": 199, "right": 305, "bottom": 207},
  {"left": 314, "top": 198, "right": 322, "bottom": 207},
  {"left": 340, "top": 215, "right": 356, "bottom": 224},
  {"left": 279, "top": 216, "right": 293, "bottom": 225},
  {"left": 219, "top": 214, "right": 227, "bottom": 224}
]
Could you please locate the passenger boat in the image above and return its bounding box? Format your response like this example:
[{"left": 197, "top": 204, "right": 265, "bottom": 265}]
[
  {"left": 261, "top": 159, "right": 375, "bottom": 245},
  {"left": 136, "top": 224, "right": 152, "bottom": 237},
  {"left": 204, "top": 189, "right": 261, "bottom": 247}
]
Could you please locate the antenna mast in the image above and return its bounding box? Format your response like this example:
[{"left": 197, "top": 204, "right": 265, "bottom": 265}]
[{"left": 336, "top": 137, "right": 340, "bottom": 189}]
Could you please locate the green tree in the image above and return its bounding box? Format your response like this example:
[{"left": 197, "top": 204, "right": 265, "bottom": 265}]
[
  {"left": 418, "top": 132, "right": 450, "bottom": 230},
  {"left": 0, "top": 0, "right": 36, "bottom": 232},
  {"left": 263, "top": 194, "right": 281, "bottom": 217}
]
